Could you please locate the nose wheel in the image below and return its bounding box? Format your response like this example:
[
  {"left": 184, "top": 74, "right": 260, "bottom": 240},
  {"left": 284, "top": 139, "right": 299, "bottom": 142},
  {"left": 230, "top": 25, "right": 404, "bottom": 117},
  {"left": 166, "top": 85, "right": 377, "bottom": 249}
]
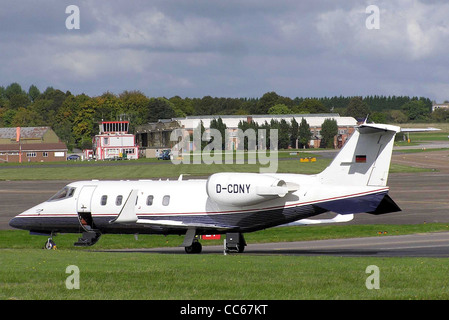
[{"left": 44, "top": 237, "right": 57, "bottom": 250}]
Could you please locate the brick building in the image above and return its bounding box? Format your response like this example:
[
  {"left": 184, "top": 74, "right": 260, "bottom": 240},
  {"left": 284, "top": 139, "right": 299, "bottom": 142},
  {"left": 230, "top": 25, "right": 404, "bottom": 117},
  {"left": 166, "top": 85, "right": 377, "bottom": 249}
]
[{"left": 0, "top": 127, "right": 68, "bottom": 163}]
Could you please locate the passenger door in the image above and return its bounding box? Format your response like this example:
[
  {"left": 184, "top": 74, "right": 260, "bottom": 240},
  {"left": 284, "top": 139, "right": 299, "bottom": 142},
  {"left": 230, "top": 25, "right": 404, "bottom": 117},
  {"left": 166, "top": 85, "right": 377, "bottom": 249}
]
[
  {"left": 77, "top": 185, "right": 97, "bottom": 213},
  {"left": 77, "top": 185, "right": 97, "bottom": 231}
]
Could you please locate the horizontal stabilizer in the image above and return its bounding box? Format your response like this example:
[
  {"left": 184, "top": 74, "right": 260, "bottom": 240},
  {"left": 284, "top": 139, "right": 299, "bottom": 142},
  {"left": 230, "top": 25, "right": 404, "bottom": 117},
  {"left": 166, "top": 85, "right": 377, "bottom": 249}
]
[
  {"left": 358, "top": 123, "right": 401, "bottom": 134},
  {"left": 401, "top": 127, "right": 441, "bottom": 133}
]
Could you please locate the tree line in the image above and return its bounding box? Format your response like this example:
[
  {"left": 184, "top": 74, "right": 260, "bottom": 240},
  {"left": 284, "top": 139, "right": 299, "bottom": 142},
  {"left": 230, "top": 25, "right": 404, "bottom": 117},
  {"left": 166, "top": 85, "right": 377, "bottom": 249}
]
[{"left": 0, "top": 82, "right": 442, "bottom": 150}]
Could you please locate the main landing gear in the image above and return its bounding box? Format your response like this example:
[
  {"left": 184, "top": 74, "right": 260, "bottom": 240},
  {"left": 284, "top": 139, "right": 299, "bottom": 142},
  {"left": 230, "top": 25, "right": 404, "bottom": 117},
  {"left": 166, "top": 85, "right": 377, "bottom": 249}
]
[
  {"left": 224, "top": 233, "right": 246, "bottom": 254},
  {"left": 182, "top": 231, "right": 247, "bottom": 254},
  {"left": 185, "top": 239, "right": 202, "bottom": 254}
]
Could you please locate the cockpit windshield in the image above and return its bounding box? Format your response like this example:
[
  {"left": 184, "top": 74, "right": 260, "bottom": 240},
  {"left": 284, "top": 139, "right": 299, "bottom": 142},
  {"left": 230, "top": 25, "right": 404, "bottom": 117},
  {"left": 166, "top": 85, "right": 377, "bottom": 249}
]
[{"left": 48, "top": 186, "right": 76, "bottom": 202}]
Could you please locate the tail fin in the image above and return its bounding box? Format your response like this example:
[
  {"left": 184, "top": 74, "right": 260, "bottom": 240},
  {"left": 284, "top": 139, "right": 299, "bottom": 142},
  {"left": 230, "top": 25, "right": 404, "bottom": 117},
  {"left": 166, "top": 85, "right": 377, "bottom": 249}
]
[{"left": 318, "top": 123, "right": 400, "bottom": 187}]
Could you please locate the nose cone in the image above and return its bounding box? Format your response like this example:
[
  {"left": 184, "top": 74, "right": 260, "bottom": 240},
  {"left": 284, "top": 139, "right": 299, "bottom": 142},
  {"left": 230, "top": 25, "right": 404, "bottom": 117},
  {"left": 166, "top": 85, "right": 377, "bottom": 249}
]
[{"left": 9, "top": 216, "right": 27, "bottom": 230}]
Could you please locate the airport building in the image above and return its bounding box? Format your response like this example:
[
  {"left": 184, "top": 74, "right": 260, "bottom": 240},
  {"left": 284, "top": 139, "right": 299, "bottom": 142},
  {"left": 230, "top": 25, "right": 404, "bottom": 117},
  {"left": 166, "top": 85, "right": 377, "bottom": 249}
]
[
  {"left": 135, "top": 114, "right": 357, "bottom": 158},
  {"left": 92, "top": 121, "right": 139, "bottom": 160},
  {"left": 432, "top": 103, "right": 449, "bottom": 112},
  {"left": 0, "top": 127, "right": 68, "bottom": 163}
]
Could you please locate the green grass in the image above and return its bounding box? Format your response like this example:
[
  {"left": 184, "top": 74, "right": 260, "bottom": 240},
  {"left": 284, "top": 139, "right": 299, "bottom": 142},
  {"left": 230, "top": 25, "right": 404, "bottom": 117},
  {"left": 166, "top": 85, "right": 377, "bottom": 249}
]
[
  {"left": 0, "top": 155, "right": 432, "bottom": 181},
  {"left": 0, "top": 158, "right": 328, "bottom": 180},
  {"left": 1, "top": 248, "right": 449, "bottom": 300},
  {"left": 2, "top": 224, "right": 449, "bottom": 300}
]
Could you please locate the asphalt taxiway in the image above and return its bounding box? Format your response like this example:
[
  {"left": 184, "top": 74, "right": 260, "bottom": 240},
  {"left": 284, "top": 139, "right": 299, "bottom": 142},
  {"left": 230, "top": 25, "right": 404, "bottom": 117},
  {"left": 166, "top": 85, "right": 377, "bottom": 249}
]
[{"left": 121, "top": 231, "right": 449, "bottom": 257}]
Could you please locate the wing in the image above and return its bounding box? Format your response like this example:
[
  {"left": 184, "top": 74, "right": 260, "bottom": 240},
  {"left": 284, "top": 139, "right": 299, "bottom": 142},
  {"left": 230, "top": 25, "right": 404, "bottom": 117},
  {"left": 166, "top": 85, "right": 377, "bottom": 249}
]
[
  {"left": 135, "top": 218, "right": 232, "bottom": 230},
  {"left": 280, "top": 214, "right": 354, "bottom": 226}
]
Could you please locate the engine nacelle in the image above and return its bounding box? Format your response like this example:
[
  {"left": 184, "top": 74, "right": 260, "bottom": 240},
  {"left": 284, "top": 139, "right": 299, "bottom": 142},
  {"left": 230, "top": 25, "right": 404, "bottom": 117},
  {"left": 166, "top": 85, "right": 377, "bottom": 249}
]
[{"left": 206, "top": 172, "right": 298, "bottom": 206}]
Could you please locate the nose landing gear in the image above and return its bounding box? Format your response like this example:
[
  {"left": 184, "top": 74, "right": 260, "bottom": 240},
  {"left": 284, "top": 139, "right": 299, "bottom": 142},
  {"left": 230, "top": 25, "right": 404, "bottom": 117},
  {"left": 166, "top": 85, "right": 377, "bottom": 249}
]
[{"left": 44, "top": 235, "right": 57, "bottom": 250}]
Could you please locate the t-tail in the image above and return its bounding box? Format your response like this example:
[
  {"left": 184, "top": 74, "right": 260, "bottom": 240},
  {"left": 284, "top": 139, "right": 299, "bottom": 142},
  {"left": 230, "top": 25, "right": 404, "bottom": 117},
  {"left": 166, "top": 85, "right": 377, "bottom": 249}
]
[{"left": 317, "top": 123, "right": 401, "bottom": 215}]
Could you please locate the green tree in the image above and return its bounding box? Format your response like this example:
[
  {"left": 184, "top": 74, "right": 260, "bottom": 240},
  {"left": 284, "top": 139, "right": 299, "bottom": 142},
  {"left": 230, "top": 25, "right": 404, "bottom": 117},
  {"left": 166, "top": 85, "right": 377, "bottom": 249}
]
[
  {"left": 297, "top": 98, "right": 328, "bottom": 114},
  {"left": 147, "top": 97, "right": 176, "bottom": 122},
  {"left": 119, "top": 90, "right": 150, "bottom": 126},
  {"left": 268, "top": 104, "right": 292, "bottom": 114},
  {"left": 54, "top": 94, "right": 89, "bottom": 150},
  {"left": 28, "top": 85, "right": 41, "bottom": 102},
  {"left": 254, "top": 91, "right": 280, "bottom": 114},
  {"left": 298, "top": 118, "right": 312, "bottom": 148},
  {"left": 431, "top": 108, "right": 449, "bottom": 122},
  {"left": 210, "top": 117, "right": 227, "bottom": 149},
  {"left": 345, "top": 97, "right": 370, "bottom": 119},
  {"left": 238, "top": 119, "right": 259, "bottom": 150},
  {"left": 401, "top": 100, "right": 430, "bottom": 121},
  {"left": 290, "top": 118, "right": 299, "bottom": 148},
  {"left": 4, "top": 83, "right": 25, "bottom": 100},
  {"left": 11, "top": 107, "right": 43, "bottom": 127},
  {"left": 369, "top": 112, "right": 386, "bottom": 123},
  {"left": 73, "top": 99, "right": 97, "bottom": 149},
  {"left": 169, "top": 96, "right": 194, "bottom": 116},
  {"left": 388, "top": 110, "right": 408, "bottom": 123},
  {"left": 321, "top": 118, "right": 338, "bottom": 148},
  {"left": 193, "top": 120, "right": 208, "bottom": 150},
  {"left": 278, "top": 119, "right": 291, "bottom": 149}
]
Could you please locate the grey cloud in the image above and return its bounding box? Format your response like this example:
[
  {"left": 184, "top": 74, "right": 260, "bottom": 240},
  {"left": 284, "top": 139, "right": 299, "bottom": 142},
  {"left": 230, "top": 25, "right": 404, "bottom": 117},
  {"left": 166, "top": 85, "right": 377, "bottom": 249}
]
[{"left": 0, "top": 0, "right": 448, "bottom": 102}]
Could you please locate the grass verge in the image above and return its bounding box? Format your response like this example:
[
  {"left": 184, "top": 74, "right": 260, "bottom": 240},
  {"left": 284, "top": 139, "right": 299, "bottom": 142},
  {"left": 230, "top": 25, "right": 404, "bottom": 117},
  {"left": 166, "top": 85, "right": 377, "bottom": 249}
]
[
  {"left": 1, "top": 248, "right": 449, "bottom": 300},
  {"left": 1, "top": 224, "right": 449, "bottom": 300}
]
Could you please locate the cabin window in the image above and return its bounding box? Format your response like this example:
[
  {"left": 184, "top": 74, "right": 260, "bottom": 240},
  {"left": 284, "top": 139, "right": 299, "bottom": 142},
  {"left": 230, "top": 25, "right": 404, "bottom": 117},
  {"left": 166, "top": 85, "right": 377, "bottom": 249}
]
[
  {"left": 146, "top": 195, "right": 154, "bottom": 206},
  {"left": 48, "top": 186, "right": 76, "bottom": 202},
  {"left": 101, "top": 195, "right": 108, "bottom": 206},
  {"left": 116, "top": 195, "right": 123, "bottom": 206},
  {"left": 162, "top": 195, "right": 170, "bottom": 206}
]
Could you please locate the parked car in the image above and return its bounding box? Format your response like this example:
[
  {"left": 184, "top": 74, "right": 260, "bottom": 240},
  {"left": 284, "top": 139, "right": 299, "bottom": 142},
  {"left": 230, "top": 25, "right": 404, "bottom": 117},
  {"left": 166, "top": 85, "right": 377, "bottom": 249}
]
[
  {"left": 67, "top": 154, "right": 81, "bottom": 161},
  {"left": 157, "top": 149, "right": 172, "bottom": 160}
]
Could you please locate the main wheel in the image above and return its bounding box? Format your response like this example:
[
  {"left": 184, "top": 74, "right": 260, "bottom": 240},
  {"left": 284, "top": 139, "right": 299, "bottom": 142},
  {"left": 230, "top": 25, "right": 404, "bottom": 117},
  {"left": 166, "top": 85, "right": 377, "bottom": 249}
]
[{"left": 185, "top": 241, "right": 202, "bottom": 254}]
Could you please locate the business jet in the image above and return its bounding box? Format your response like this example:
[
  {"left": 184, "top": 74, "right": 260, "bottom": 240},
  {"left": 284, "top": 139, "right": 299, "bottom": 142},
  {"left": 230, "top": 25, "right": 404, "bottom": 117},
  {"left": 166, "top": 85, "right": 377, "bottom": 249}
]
[{"left": 10, "top": 123, "right": 403, "bottom": 253}]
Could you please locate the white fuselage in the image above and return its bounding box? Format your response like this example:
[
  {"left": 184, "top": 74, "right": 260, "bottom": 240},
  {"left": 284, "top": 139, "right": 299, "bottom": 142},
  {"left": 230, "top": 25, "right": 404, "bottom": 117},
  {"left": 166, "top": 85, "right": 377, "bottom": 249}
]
[{"left": 10, "top": 173, "right": 388, "bottom": 235}]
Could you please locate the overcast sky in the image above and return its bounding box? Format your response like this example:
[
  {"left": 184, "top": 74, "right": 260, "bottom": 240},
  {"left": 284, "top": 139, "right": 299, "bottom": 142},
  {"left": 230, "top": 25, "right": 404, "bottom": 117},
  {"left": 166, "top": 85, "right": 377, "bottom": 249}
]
[{"left": 1, "top": 0, "right": 449, "bottom": 102}]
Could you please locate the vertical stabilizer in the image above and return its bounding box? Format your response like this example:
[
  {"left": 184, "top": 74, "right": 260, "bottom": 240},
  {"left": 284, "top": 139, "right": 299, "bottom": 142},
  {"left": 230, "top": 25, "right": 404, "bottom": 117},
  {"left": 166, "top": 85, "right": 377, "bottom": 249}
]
[{"left": 318, "top": 123, "right": 400, "bottom": 187}]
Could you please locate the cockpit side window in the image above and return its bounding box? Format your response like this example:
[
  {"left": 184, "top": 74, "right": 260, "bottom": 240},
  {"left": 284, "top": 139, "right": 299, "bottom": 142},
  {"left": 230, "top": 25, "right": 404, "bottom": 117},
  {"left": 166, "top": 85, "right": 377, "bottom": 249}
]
[{"left": 48, "top": 186, "right": 76, "bottom": 202}]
